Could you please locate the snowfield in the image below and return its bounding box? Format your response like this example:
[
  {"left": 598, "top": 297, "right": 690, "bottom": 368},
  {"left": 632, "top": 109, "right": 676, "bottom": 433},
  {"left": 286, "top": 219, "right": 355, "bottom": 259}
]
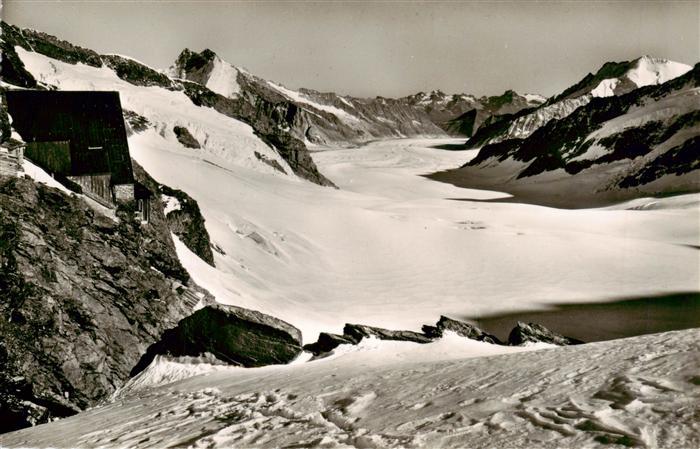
[
  {"left": 129, "top": 132, "right": 699, "bottom": 342},
  {"left": 2, "top": 329, "right": 698, "bottom": 448}
]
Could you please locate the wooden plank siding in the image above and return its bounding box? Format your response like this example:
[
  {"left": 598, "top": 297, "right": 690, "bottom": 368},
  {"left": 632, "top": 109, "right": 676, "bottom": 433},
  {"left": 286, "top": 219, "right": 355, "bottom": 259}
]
[
  {"left": 67, "top": 174, "right": 113, "bottom": 206},
  {"left": 0, "top": 146, "right": 24, "bottom": 177}
]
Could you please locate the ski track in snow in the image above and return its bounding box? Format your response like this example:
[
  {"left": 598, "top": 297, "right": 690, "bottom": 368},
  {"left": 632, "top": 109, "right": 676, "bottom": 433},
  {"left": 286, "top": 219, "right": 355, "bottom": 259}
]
[{"left": 2, "top": 329, "right": 699, "bottom": 448}]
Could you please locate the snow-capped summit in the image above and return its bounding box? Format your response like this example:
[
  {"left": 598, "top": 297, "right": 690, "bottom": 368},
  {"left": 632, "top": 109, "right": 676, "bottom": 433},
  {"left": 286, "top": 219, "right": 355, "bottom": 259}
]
[
  {"left": 169, "top": 48, "right": 246, "bottom": 98},
  {"left": 590, "top": 55, "right": 692, "bottom": 98},
  {"left": 468, "top": 56, "right": 693, "bottom": 146}
]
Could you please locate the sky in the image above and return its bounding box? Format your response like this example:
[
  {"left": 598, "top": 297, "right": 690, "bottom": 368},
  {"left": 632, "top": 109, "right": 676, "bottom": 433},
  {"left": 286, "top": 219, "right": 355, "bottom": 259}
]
[{"left": 3, "top": 1, "right": 699, "bottom": 98}]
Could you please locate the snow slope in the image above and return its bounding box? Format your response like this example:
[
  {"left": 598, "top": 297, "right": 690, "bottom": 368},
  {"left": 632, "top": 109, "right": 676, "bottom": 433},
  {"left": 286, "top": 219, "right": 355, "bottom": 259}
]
[
  {"left": 266, "top": 80, "right": 362, "bottom": 124},
  {"left": 3, "top": 328, "right": 698, "bottom": 448},
  {"left": 204, "top": 55, "right": 243, "bottom": 98},
  {"left": 16, "top": 47, "right": 289, "bottom": 176}
]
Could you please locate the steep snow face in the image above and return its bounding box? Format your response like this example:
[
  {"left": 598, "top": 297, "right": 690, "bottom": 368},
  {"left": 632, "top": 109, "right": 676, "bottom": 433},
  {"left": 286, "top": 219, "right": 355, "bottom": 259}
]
[
  {"left": 590, "top": 78, "right": 620, "bottom": 97},
  {"left": 628, "top": 56, "right": 693, "bottom": 88},
  {"left": 591, "top": 57, "right": 692, "bottom": 98},
  {"left": 484, "top": 56, "right": 692, "bottom": 143},
  {"left": 502, "top": 96, "right": 591, "bottom": 141},
  {"left": 204, "top": 55, "right": 242, "bottom": 98},
  {"left": 265, "top": 80, "right": 362, "bottom": 124},
  {"left": 3, "top": 328, "right": 698, "bottom": 448},
  {"left": 15, "top": 46, "right": 290, "bottom": 176},
  {"left": 523, "top": 93, "right": 547, "bottom": 104}
]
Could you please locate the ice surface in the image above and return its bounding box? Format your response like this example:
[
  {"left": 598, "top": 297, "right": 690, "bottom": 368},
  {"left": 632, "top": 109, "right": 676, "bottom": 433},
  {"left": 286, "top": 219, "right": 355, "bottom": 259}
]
[{"left": 133, "top": 135, "right": 699, "bottom": 343}]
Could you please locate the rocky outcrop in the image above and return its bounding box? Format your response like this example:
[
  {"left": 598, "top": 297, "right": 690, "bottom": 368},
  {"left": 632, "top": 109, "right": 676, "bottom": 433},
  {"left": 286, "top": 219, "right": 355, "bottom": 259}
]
[
  {"left": 508, "top": 322, "right": 583, "bottom": 346},
  {"left": 172, "top": 125, "right": 201, "bottom": 149},
  {"left": 422, "top": 316, "right": 502, "bottom": 345},
  {"left": 158, "top": 183, "right": 215, "bottom": 266},
  {"left": 101, "top": 54, "right": 175, "bottom": 89},
  {"left": 123, "top": 110, "right": 150, "bottom": 135},
  {"left": 130, "top": 304, "right": 303, "bottom": 376},
  {"left": 0, "top": 175, "right": 209, "bottom": 433},
  {"left": 180, "top": 80, "right": 335, "bottom": 186},
  {"left": 343, "top": 324, "right": 434, "bottom": 344},
  {"left": 302, "top": 332, "right": 357, "bottom": 356},
  {"left": 305, "top": 317, "right": 510, "bottom": 356}
]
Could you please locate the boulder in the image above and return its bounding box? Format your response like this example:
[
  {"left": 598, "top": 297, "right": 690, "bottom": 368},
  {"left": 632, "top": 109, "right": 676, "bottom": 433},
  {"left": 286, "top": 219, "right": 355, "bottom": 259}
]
[
  {"left": 303, "top": 332, "right": 356, "bottom": 356},
  {"left": 508, "top": 322, "right": 583, "bottom": 346},
  {"left": 431, "top": 316, "right": 503, "bottom": 345},
  {"left": 130, "top": 304, "right": 303, "bottom": 377},
  {"left": 173, "top": 125, "right": 201, "bottom": 149}
]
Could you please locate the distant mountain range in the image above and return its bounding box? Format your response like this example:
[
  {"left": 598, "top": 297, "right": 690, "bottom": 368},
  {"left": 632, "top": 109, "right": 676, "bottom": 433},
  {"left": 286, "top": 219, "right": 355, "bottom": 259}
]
[
  {"left": 466, "top": 56, "right": 693, "bottom": 149},
  {"left": 170, "top": 48, "right": 545, "bottom": 144},
  {"left": 431, "top": 58, "right": 699, "bottom": 207}
]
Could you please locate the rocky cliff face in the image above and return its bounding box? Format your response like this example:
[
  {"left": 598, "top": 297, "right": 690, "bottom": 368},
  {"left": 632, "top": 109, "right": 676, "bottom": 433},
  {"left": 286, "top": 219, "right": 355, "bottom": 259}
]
[{"left": 0, "top": 175, "right": 210, "bottom": 432}]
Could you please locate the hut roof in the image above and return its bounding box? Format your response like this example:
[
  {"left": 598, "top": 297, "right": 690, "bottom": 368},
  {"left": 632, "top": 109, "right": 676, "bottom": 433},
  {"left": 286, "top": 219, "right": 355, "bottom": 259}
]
[{"left": 5, "top": 90, "right": 134, "bottom": 185}]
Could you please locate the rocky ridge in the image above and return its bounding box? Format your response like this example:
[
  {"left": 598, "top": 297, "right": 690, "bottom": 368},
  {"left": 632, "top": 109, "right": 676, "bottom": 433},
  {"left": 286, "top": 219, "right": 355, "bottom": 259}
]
[
  {"left": 303, "top": 316, "right": 579, "bottom": 357},
  {"left": 171, "top": 49, "right": 544, "bottom": 142},
  {"left": 129, "top": 304, "right": 303, "bottom": 377}
]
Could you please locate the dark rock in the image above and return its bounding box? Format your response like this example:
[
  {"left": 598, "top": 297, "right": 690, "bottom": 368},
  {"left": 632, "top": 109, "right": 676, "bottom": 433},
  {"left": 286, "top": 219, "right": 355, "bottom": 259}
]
[
  {"left": 130, "top": 304, "right": 303, "bottom": 376},
  {"left": 432, "top": 316, "right": 502, "bottom": 345},
  {"left": 343, "top": 324, "right": 434, "bottom": 344},
  {"left": 303, "top": 332, "right": 356, "bottom": 356},
  {"left": 254, "top": 151, "right": 286, "bottom": 174},
  {"left": 123, "top": 110, "right": 150, "bottom": 135},
  {"left": 158, "top": 183, "right": 215, "bottom": 266},
  {"left": 173, "top": 125, "right": 201, "bottom": 149},
  {"left": 0, "top": 175, "right": 208, "bottom": 432},
  {"left": 508, "top": 322, "right": 583, "bottom": 346},
  {"left": 1, "top": 21, "right": 101, "bottom": 68},
  {"left": 101, "top": 55, "right": 175, "bottom": 89},
  {"left": 180, "top": 80, "right": 336, "bottom": 187}
]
